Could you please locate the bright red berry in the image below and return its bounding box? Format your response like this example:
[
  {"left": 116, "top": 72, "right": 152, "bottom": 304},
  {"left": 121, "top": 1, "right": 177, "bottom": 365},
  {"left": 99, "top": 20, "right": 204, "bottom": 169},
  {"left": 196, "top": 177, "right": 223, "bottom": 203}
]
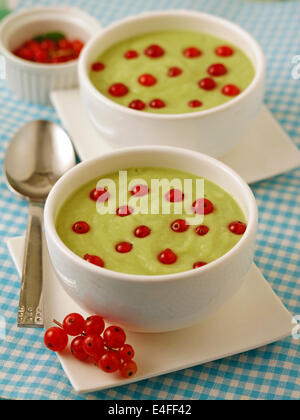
[
  {"left": 144, "top": 44, "right": 165, "bottom": 58},
  {"left": 98, "top": 351, "right": 121, "bottom": 373},
  {"left": 119, "top": 360, "right": 138, "bottom": 378},
  {"left": 222, "top": 84, "right": 240, "bottom": 96},
  {"left": 158, "top": 248, "right": 177, "bottom": 265},
  {"left": 62, "top": 313, "right": 85, "bottom": 336},
  {"left": 193, "top": 261, "right": 207, "bottom": 269},
  {"left": 129, "top": 99, "right": 146, "bottom": 111},
  {"left": 188, "top": 99, "right": 202, "bottom": 108},
  {"left": 195, "top": 225, "right": 209, "bottom": 236},
  {"left": 83, "top": 334, "right": 105, "bottom": 358},
  {"left": 71, "top": 39, "right": 84, "bottom": 55},
  {"left": 91, "top": 62, "right": 105, "bottom": 71},
  {"left": 183, "top": 47, "right": 202, "bottom": 58},
  {"left": 207, "top": 63, "right": 227, "bottom": 76},
  {"left": 149, "top": 98, "right": 166, "bottom": 109},
  {"left": 84, "top": 315, "right": 105, "bottom": 335},
  {"left": 103, "top": 326, "right": 126, "bottom": 349},
  {"left": 165, "top": 189, "right": 184, "bottom": 202},
  {"left": 116, "top": 206, "right": 134, "bottom": 217},
  {"left": 228, "top": 221, "right": 247, "bottom": 235},
  {"left": 130, "top": 184, "right": 149, "bottom": 197},
  {"left": 34, "top": 49, "right": 48, "bottom": 63},
  {"left": 119, "top": 344, "right": 135, "bottom": 361},
  {"left": 44, "top": 327, "right": 68, "bottom": 352},
  {"left": 134, "top": 225, "right": 151, "bottom": 238},
  {"left": 115, "top": 242, "right": 133, "bottom": 253},
  {"left": 168, "top": 66, "right": 182, "bottom": 77},
  {"left": 89, "top": 188, "right": 109, "bottom": 202},
  {"left": 83, "top": 254, "right": 105, "bottom": 267},
  {"left": 171, "top": 219, "right": 189, "bottom": 233},
  {"left": 71, "top": 336, "right": 89, "bottom": 361},
  {"left": 198, "top": 77, "right": 216, "bottom": 90},
  {"left": 192, "top": 198, "right": 214, "bottom": 215},
  {"left": 215, "top": 45, "right": 234, "bottom": 57},
  {"left": 124, "top": 50, "right": 139, "bottom": 59},
  {"left": 138, "top": 73, "right": 157, "bottom": 86},
  {"left": 108, "top": 83, "right": 129, "bottom": 97},
  {"left": 72, "top": 221, "right": 90, "bottom": 234}
]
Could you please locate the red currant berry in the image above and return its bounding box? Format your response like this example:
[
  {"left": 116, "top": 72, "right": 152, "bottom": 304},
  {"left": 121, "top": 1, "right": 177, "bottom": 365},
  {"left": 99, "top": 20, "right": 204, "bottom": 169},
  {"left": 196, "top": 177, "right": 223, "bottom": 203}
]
[
  {"left": 103, "top": 326, "right": 126, "bottom": 349},
  {"left": 119, "top": 360, "right": 138, "bottom": 378},
  {"left": 228, "top": 221, "right": 247, "bottom": 235},
  {"left": 108, "top": 83, "right": 129, "bottom": 97},
  {"left": 134, "top": 225, "right": 151, "bottom": 238},
  {"left": 183, "top": 47, "right": 202, "bottom": 58},
  {"left": 62, "top": 313, "right": 85, "bottom": 336},
  {"left": 115, "top": 242, "right": 133, "bottom": 253},
  {"left": 207, "top": 63, "right": 227, "bottom": 76},
  {"left": 90, "top": 188, "right": 109, "bottom": 202},
  {"left": 222, "top": 84, "right": 240, "bottom": 96},
  {"left": 124, "top": 50, "right": 139, "bottom": 59},
  {"left": 165, "top": 189, "right": 184, "bottom": 202},
  {"left": 138, "top": 73, "right": 157, "bottom": 87},
  {"left": 72, "top": 221, "right": 90, "bottom": 234},
  {"left": 130, "top": 184, "right": 149, "bottom": 197},
  {"left": 215, "top": 45, "right": 234, "bottom": 57},
  {"left": 193, "top": 261, "right": 207, "bottom": 269},
  {"left": 71, "top": 336, "right": 89, "bottom": 361},
  {"left": 195, "top": 225, "right": 209, "bottom": 236},
  {"left": 91, "top": 62, "right": 105, "bottom": 71},
  {"left": 168, "top": 66, "right": 182, "bottom": 77},
  {"left": 116, "top": 206, "right": 134, "bottom": 217},
  {"left": 192, "top": 198, "right": 214, "bottom": 215},
  {"left": 158, "top": 248, "right": 177, "bottom": 265},
  {"left": 144, "top": 44, "right": 165, "bottom": 58},
  {"left": 83, "top": 254, "right": 105, "bottom": 267},
  {"left": 83, "top": 334, "right": 105, "bottom": 358},
  {"left": 198, "top": 77, "right": 216, "bottom": 91},
  {"left": 119, "top": 344, "right": 135, "bottom": 361},
  {"left": 98, "top": 351, "right": 120, "bottom": 373},
  {"left": 171, "top": 219, "right": 189, "bottom": 233},
  {"left": 129, "top": 99, "right": 146, "bottom": 111},
  {"left": 149, "top": 98, "right": 166, "bottom": 109},
  {"left": 84, "top": 315, "right": 105, "bottom": 335},
  {"left": 44, "top": 327, "right": 68, "bottom": 352},
  {"left": 188, "top": 99, "right": 202, "bottom": 108}
]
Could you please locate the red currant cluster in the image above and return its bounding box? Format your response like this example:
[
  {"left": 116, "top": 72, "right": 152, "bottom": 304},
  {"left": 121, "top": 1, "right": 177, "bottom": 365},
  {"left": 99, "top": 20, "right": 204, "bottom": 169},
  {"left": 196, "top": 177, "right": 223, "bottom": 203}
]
[{"left": 44, "top": 313, "right": 137, "bottom": 379}]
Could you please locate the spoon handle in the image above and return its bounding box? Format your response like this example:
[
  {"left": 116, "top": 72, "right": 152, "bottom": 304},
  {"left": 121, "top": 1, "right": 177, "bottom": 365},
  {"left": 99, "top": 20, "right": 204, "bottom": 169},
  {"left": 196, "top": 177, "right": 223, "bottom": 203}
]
[{"left": 18, "top": 202, "right": 44, "bottom": 328}]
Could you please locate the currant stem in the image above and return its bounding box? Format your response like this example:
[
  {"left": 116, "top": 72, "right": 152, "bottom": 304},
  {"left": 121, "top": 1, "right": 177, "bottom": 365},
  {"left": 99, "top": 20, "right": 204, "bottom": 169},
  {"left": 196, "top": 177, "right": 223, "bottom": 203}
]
[{"left": 53, "top": 319, "right": 63, "bottom": 329}]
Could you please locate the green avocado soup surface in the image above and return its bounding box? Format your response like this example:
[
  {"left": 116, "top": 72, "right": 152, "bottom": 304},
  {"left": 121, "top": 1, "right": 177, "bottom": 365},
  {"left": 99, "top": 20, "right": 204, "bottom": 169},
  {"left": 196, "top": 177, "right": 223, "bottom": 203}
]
[
  {"left": 56, "top": 167, "right": 246, "bottom": 276},
  {"left": 89, "top": 30, "right": 255, "bottom": 114}
]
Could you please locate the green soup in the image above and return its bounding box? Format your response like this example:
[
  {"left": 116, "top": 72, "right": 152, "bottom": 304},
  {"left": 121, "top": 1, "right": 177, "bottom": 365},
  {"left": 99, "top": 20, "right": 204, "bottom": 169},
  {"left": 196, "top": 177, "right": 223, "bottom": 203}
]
[
  {"left": 90, "top": 30, "right": 254, "bottom": 114},
  {"left": 56, "top": 167, "right": 247, "bottom": 276}
]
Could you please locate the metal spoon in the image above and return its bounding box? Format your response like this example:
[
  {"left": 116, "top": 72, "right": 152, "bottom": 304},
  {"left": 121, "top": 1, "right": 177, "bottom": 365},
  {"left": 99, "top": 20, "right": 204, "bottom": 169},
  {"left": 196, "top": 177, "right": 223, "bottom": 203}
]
[{"left": 4, "top": 120, "right": 76, "bottom": 328}]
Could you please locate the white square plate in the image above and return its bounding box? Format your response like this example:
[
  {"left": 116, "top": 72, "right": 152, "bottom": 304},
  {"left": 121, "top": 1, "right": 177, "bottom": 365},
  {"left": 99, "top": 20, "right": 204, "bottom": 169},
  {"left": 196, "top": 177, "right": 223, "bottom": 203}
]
[
  {"left": 51, "top": 89, "right": 300, "bottom": 184},
  {"left": 7, "top": 236, "right": 293, "bottom": 394}
]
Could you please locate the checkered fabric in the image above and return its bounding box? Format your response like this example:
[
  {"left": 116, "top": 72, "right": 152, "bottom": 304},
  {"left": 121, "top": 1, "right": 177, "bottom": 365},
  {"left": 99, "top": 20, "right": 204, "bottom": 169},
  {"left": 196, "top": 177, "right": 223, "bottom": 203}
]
[{"left": 0, "top": 0, "right": 299, "bottom": 400}]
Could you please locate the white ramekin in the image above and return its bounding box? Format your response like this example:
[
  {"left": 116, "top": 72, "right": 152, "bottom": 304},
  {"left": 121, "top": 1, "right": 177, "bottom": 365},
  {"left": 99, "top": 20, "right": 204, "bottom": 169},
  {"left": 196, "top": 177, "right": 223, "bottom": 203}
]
[
  {"left": 79, "top": 10, "right": 265, "bottom": 158},
  {"left": 44, "top": 146, "right": 258, "bottom": 333},
  {"left": 0, "top": 7, "right": 101, "bottom": 105}
]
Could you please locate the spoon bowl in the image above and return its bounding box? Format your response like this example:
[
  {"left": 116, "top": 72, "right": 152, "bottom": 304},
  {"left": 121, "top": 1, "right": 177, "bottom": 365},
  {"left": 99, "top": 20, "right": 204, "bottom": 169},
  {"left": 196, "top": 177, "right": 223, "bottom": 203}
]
[{"left": 4, "top": 120, "right": 76, "bottom": 327}]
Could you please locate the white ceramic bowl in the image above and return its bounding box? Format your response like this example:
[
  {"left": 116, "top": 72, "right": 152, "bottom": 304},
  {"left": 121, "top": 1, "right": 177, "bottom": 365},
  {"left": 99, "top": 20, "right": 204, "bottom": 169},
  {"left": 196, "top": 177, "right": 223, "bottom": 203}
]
[
  {"left": 79, "top": 10, "right": 265, "bottom": 158},
  {"left": 0, "top": 7, "right": 101, "bottom": 105},
  {"left": 44, "top": 146, "right": 258, "bottom": 333}
]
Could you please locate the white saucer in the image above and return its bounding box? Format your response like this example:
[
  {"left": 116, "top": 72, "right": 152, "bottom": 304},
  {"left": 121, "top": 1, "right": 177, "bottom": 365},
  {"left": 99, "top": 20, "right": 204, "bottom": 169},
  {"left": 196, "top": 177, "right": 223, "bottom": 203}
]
[
  {"left": 51, "top": 89, "right": 300, "bottom": 184},
  {"left": 7, "top": 235, "right": 293, "bottom": 394}
]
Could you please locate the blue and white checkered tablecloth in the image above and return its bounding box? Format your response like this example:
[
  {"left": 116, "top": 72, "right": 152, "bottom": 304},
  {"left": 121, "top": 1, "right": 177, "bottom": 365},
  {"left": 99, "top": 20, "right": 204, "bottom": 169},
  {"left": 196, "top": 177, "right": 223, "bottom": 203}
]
[{"left": 0, "top": 0, "right": 299, "bottom": 400}]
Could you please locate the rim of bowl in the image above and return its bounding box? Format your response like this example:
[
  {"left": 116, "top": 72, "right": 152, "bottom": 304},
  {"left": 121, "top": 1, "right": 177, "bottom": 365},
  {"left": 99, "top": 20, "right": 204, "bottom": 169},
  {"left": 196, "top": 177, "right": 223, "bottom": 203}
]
[
  {"left": 79, "top": 9, "right": 265, "bottom": 120},
  {"left": 44, "top": 145, "right": 258, "bottom": 284},
  {"left": 0, "top": 6, "right": 100, "bottom": 71}
]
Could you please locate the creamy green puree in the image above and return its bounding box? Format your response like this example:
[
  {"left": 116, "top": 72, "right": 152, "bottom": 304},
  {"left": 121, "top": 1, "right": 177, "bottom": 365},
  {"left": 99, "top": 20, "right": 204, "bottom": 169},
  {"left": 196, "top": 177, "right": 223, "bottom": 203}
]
[
  {"left": 56, "top": 167, "right": 246, "bottom": 276},
  {"left": 89, "top": 30, "right": 254, "bottom": 114}
]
